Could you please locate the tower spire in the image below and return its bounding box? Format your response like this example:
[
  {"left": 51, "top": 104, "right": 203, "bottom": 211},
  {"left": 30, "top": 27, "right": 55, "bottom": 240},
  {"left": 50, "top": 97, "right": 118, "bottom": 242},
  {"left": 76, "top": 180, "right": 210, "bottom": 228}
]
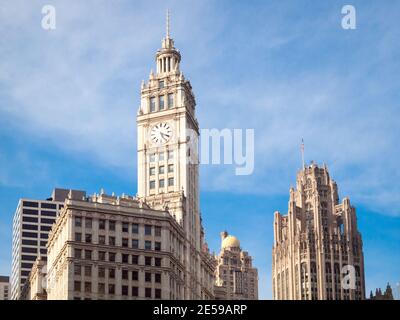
[
  {"left": 301, "top": 138, "right": 305, "bottom": 169},
  {"left": 166, "top": 9, "right": 170, "bottom": 39}
]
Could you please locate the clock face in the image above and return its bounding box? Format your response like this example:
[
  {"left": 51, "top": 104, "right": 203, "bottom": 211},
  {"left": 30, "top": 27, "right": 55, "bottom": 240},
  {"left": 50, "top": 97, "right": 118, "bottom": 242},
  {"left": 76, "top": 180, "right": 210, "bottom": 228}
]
[{"left": 150, "top": 122, "right": 172, "bottom": 145}]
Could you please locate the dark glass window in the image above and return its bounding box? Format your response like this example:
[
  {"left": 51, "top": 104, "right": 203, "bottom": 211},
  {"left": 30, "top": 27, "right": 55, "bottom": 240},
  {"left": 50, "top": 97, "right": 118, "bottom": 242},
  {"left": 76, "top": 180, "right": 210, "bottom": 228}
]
[
  {"left": 23, "top": 224, "right": 38, "bottom": 231},
  {"left": 23, "top": 216, "right": 38, "bottom": 223},
  {"left": 108, "top": 284, "right": 115, "bottom": 295},
  {"left": 99, "top": 235, "right": 106, "bottom": 245},
  {"left": 22, "top": 209, "right": 38, "bottom": 215},
  {"left": 74, "top": 264, "right": 81, "bottom": 275},
  {"left": 75, "top": 217, "right": 82, "bottom": 227},
  {"left": 22, "top": 232, "right": 37, "bottom": 238},
  {"left": 41, "top": 210, "right": 56, "bottom": 217},
  {"left": 74, "top": 281, "right": 81, "bottom": 292},
  {"left": 40, "top": 225, "right": 52, "bottom": 231},
  {"left": 155, "top": 273, "right": 161, "bottom": 283},
  {"left": 40, "top": 241, "right": 47, "bottom": 247},
  {"left": 85, "top": 218, "right": 92, "bottom": 229},
  {"left": 145, "top": 288, "right": 151, "bottom": 298},
  {"left": 155, "top": 242, "right": 161, "bottom": 251},
  {"left": 155, "top": 226, "right": 161, "bottom": 237},
  {"left": 132, "top": 287, "right": 138, "bottom": 297},
  {"left": 23, "top": 201, "right": 38, "bottom": 208},
  {"left": 132, "top": 239, "right": 139, "bottom": 249},
  {"left": 122, "top": 238, "right": 129, "bottom": 247},
  {"left": 109, "top": 221, "right": 115, "bottom": 231},
  {"left": 109, "top": 268, "right": 115, "bottom": 279},
  {"left": 132, "top": 224, "right": 139, "bottom": 234},
  {"left": 41, "top": 203, "right": 57, "bottom": 209},
  {"left": 155, "top": 288, "right": 161, "bottom": 299},
  {"left": 85, "top": 250, "right": 92, "bottom": 260},
  {"left": 145, "top": 225, "right": 152, "bottom": 236},
  {"left": 109, "top": 236, "right": 115, "bottom": 246},
  {"left": 145, "top": 256, "right": 152, "bottom": 266},
  {"left": 75, "top": 233, "right": 82, "bottom": 242},
  {"left": 122, "top": 269, "right": 129, "bottom": 280},
  {"left": 145, "top": 272, "right": 151, "bottom": 282},
  {"left": 98, "top": 251, "right": 106, "bottom": 261},
  {"left": 155, "top": 257, "right": 162, "bottom": 267},
  {"left": 40, "top": 233, "right": 48, "bottom": 239},
  {"left": 132, "top": 255, "right": 139, "bottom": 265},
  {"left": 41, "top": 218, "right": 55, "bottom": 224},
  {"left": 122, "top": 285, "right": 129, "bottom": 296},
  {"left": 132, "top": 271, "right": 138, "bottom": 281},
  {"left": 85, "top": 282, "right": 91, "bottom": 293},
  {"left": 145, "top": 241, "right": 152, "bottom": 250},
  {"left": 21, "top": 255, "right": 36, "bottom": 261},
  {"left": 99, "top": 219, "right": 106, "bottom": 230},
  {"left": 85, "top": 234, "right": 92, "bottom": 243},
  {"left": 122, "top": 223, "right": 129, "bottom": 233},
  {"left": 22, "top": 247, "right": 37, "bottom": 253},
  {"left": 122, "top": 254, "right": 129, "bottom": 263},
  {"left": 74, "top": 249, "right": 82, "bottom": 259},
  {"left": 109, "top": 252, "right": 116, "bottom": 262},
  {"left": 22, "top": 239, "right": 37, "bottom": 246},
  {"left": 98, "top": 283, "right": 105, "bottom": 294},
  {"left": 21, "top": 263, "right": 33, "bottom": 269},
  {"left": 98, "top": 267, "right": 105, "bottom": 278}
]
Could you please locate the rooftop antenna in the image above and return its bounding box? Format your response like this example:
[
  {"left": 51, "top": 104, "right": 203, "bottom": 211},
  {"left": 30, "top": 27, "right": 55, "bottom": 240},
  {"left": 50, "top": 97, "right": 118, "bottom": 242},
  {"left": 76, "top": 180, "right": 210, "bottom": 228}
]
[
  {"left": 301, "top": 138, "right": 305, "bottom": 169},
  {"left": 166, "top": 9, "right": 170, "bottom": 39}
]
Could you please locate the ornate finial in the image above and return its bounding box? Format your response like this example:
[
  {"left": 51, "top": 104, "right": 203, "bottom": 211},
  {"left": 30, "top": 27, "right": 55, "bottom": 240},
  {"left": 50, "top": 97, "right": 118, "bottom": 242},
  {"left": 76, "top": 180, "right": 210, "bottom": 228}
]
[
  {"left": 301, "top": 138, "right": 305, "bottom": 169},
  {"left": 166, "top": 9, "right": 170, "bottom": 39}
]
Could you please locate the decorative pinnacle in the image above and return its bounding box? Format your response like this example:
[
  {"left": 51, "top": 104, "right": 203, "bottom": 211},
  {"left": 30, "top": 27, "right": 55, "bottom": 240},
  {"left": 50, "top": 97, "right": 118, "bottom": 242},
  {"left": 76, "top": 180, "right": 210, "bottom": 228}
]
[{"left": 166, "top": 9, "right": 170, "bottom": 39}]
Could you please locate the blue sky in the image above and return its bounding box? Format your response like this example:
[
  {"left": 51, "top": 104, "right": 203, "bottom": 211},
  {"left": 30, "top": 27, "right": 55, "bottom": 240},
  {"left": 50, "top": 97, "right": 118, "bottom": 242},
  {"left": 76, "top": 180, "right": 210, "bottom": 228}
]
[{"left": 0, "top": 0, "right": 399, "bottom": 299}]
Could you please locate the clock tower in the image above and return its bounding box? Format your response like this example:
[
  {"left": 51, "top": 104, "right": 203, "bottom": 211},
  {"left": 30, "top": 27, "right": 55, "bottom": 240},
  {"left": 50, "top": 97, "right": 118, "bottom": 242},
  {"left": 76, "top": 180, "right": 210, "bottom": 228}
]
[{"left": 137, "top": 12, "right": 208, "bottom": 298}]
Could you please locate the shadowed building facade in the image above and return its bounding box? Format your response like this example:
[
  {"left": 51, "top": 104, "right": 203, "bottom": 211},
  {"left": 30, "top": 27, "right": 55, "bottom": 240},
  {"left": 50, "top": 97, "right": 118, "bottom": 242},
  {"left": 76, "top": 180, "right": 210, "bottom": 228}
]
[{"left": 272, "top": 162, "right": 365, "bottom": 300}]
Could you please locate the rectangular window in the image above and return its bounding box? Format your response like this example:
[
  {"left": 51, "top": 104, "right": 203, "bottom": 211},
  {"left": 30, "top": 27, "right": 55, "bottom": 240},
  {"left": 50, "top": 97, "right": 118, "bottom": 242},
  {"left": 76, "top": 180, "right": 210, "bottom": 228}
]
[
  {"left": 98, "top": 283, "right": 105, "bottom": 294},
  {"left": 75, "top": 217, "right": 82, "bottom": 227},
  {"left": 22, "top": 209, "right": 38, "bottom": 215},
  {"left": 85, "top": 234, "right": 92, "bottom": 243},
  {"left": 132, "top": 287, "right": 138, "bottom": 297},
  {"left": 98, "top": 251, "right": 106, "bottom": 261},
  {"left": 149, "top": 167, "right": 156, "bottom": 176},
  {"left": 145, "top": 288, "right": 152, "bottom": 298},
  {"left": 155, "top": 273, "right": 161, "bottom": 283},
  {"left": 122, "top": 269, "right": 129, "bottom": 280},
  {"left": 145, "top": 225, "right": 152, "bottom": 236},
  {"left": 22, "top": 232, "right": 37, "bottom": 238},
  {"left": 98, "top": 267, "right": 105, "bottom": 278},
  {"left": 145, "top": 240, "right": 152, "bottom": 250},
  {"left": 132, "top": 271, "right": 139, "bottom": 281},
  {"left": 167, "top": 150, "right": 174, "bottom": 160},
  {"left": 99, "top": 219, "right": 106, "bottom": 230},
  {"left": 145, "top": 256, "right": 152, "bottom": 266},
  {"left": 159, "top": 80, "right": 164, "bottom": 88},
  {"left": 41, "top": 210, "right": 56, "bottom": 217},
  {"left": 159, "top": 166, "right": 165, "bottom": 174},
  {"left": 40, "top": 225, "right": 52, "bottom": 231},
  {"left": 74, "top": 249, "right": 82, "bottom": 259},
  {"left": 22, "top": 216, "right": 38, "bottom": 223},
  {"left": 99, "top": 235, "right": 106, "bottom": 245},
  {"left": 149, "top": 181, "right": 156, "bottom": 190},
  {"left": 23, "top": 201, "right": 39, "bottom": 208},
  {"left": 109, "top": 236, "right": 115, "bottom": 246},
  {"left": 159, "top": 152, "right": 165, "bottom": 161},
  {"left": 132, "top": 223, "right": 139, "bottom": 234},
  {"left": 168, "top": 93, "right": 173, "bottom": 108},
  {"left": 85, "top": 250, "right": 92, "bottom": 260},
  {"left": 159, "top": 95, "right": 165, "bottom": 110},
  {"left": 122, "top": 238, "right": 129, "bottom": 247},
  {"left": 74, "top": 281, "right": 81, "bottom": 292},
  {"left": 22, "top": 239, "right": 37, "bottom": 246},
  {"left": 145, "top": 272, "right": 152, "bottom": 282},
  {"left": 155, "top": 257, "right": 162, "bottom": 267},
  {"left": 155, "top": 288, "right": 161, "bottom": 299},
  {"left": 74, "top": 264, "right": 81, "bottom": 276},
  {"left": 109, "top": 221, "right": 115, "bottom": 231},
  {"left": 150, "top": 153, "right": 156, "bottom": 163},
  {"left": 150, "top": 97, "right": 156, "bottom": 112},
  {"left": 109, "top": 268, "right": 115, "bottom": 279},
  {"left": 155, "top": 226, "right": 161, "bottom": 237},
  {"left": 132, "top": 255, "right": 139, "bottom": 265},
  {"left": 40, "top": 233, "right": 48, "bottom": 239},
  {"left": 41, "top": 202, "right": 57, "bottom": 209},
  {"left": 168, "top": 177, "right": 174, "bottom": 187},
  {"left": 85, "top": 282, "right": 91, "bottom": 293},
  {"left": 75, "top": 233, "right": 82, "bottom": 242},
  {"left": 155, "top": 242, "right": 161, "bottom": 251},
  {"left": 122, "top": 285, "right": 129, "bottom": 296},
  {"left": 85, "top": 218, "right": 92, "bottom": 229},
  {"left": 109, "top": 252, "right": 116, "bottom": 262},
  {"left": 168, "top": 164, "right": 174, "bottom": 173},
  {"left": 159, "top": 179, "right": 165, "bottom": 188},
  {"left": 122, "top": 222, "right": 129, "bottom": 233},
  {"left": 132, "top": 239, "right": 139, "bottom": 249},
  {"left": 84, "top": 266, "right": 91, "bottom": 277},
  {"left": 22, "top": 224, "right": 38, "bottom": 231},
  {"left": 108, "top": 284, "right": 115, "bottom": 295},
  {"left": 41, "top": 218, "right": 55, "bottom": 224},
  {"left": 122, "top": 254, "right": 129, "bottom": 263}
]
